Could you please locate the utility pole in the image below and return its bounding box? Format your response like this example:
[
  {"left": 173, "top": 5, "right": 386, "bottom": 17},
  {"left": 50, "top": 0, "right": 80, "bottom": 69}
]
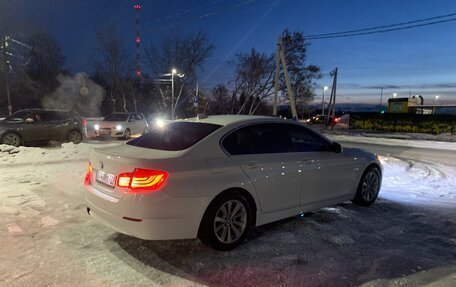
[
  {"left": 322, "top": 86, "right": 328, "bottom": 116},
  {"left": 379, "top": 87, "right": 383, "bottom": 113},
  {"left": 1, "top": 36, "right": 12, "bottom": 116},
  {"left": 194, "top": 81, "right": 199, "bottom": 116},
  {"left": 326, "top": 67, "right": 338, "bottom": 130},
  {"left": 134, "top": 4, "right": 141, "bottom": 81},
  {"left": 171, "top": 69, "right": 177, "bottom": 120},
  {"left": 132, "top": 4, "right": 142, "bottom": 113},
  {"left": 272, "top": 35, "right": 298, "bottom": 120}
]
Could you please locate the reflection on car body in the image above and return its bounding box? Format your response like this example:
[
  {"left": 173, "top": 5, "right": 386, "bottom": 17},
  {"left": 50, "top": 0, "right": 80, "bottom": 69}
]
[{"left": 84, "top": 115, "right": 382, "bottom": 250}]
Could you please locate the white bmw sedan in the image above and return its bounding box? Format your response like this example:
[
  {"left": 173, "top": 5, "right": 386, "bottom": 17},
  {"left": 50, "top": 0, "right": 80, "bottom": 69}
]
[{"left": 84, "top": 115, "right": 382, "bottom": 250}]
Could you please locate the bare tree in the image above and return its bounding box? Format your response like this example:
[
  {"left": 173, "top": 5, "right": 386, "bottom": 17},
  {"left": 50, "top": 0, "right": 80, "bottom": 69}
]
[
  {"left": 231, "top": 30, "right": 321, "bottom": 115},
  {"left": 280, "top": 30, "right": 322, "bottom": 106},
  {"left": 90, "top": 25, "right": 134, "bottom": 112},
  {"left": 145, "top": 31, "right": 214, "bottom": 118},
  {"left": 210, "top": 84, "right": 231, "bottom": 114},
  {"left": 25, "top": 31, "right": 64, "bottom": 95},
  {"left": 1, "top": 28, "right": 64, "bottom": 112},
  {"left": 232, "top": 48, "right": 275, "bottom": 115}
]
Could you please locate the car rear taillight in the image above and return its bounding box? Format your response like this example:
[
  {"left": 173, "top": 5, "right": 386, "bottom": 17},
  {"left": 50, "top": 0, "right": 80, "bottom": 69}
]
[
  {"left": 85, "top": 162, "right": 93, "bottom": 185},
  {"left": 117, "top": 169, "right": 168, "bottom": 192}
]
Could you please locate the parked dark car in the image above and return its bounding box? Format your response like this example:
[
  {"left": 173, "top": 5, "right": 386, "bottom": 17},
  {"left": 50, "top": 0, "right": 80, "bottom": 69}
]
[
  {"left": 0, "top": 109, "right": 87, "bottom": 146},
  {"left": 306, "top": 114, "right": 339, "bottom": 125}
]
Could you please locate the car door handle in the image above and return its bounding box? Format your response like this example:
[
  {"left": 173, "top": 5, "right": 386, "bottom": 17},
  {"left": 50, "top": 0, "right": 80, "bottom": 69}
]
[{"left": 245, "top": 161, "right": 261, "bottom": 169}]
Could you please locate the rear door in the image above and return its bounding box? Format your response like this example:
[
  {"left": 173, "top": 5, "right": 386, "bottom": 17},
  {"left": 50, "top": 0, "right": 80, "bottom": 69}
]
[
  {"left": 126, "top": 114, "right": 138, "bottom": 134},
  {"left": 135, "top": 113, "right": 147, "bottom": 133},
  {"left": 222, "top": 123, "right": 302, "bottom": 213},
  {"left": 46, "top": 111, "right": 70, "bottom": 140}
]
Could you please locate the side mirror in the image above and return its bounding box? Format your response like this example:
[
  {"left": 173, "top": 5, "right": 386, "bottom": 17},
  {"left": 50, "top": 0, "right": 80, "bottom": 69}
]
[
  {"left": 331, "top": 142, "right": 342, "bottom": 153},
  {"left": 129, "top": 118, "right": 135, "bottom": 122}
]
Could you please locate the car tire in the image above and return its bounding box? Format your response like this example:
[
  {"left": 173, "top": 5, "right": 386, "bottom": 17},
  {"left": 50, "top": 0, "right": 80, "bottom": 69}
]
[
  {"left": 199, "top": 192, "right": 252, "bottom": 251},
  {"left": 352, "top": 166, "right": 381, "bottom": 206},
  {"left": 1, "top": 132, "right": 22, "bottom": 147},
  {"left": 68, "top": 130, "right": 83, "bottom": 144},
  {"left": 124, "top": 129, "right": 131, "bottom": 139}
]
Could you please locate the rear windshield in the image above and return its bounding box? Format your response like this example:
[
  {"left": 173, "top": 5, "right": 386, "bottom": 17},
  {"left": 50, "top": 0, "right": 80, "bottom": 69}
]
[{"left": 127, "top": 122, "right": 222, "bottom": 151}]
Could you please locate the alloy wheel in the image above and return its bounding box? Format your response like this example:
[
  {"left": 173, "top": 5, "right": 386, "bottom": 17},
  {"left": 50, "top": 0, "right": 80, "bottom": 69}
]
[
  {"left": 361, "top": 170, "right": 380, "bottom": 201},
  {"left": 2, "top": 134, "right": 20, "bottom": 147},
  {"left": 213, "top": 200, "right": 247, "bottom": 244},
  {"left": 124, "top": 129, "right": 131, "bottom": 139},
  {"left": 69, "top": 131, "right": 82, "bottom": 144}
]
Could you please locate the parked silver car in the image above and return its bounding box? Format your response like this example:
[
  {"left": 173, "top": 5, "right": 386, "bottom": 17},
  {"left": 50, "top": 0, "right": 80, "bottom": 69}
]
[{"left": 90, "top": 112, "right": 149, "bottom": 139}]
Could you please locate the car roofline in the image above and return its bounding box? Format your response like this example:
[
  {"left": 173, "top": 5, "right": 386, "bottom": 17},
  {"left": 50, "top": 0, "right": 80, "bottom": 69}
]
[{"left": 178, "top": 115, "right": 288, "bottom": 127}]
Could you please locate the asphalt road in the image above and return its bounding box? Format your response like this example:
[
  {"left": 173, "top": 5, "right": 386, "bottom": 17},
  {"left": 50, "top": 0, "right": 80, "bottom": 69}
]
[{"left": 338, "top": 140, "right": 456, "bottom": 166}]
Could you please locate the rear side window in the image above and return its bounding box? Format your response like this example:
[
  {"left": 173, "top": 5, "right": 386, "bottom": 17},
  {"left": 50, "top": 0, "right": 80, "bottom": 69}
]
[
  {"left": 127, "top": 122, "right": 222, "bottom": 151},
  {"left": 222, "top": 123, "right": 295, "bottom": 155},
  {"left": 222, "top": 123, "right": 331, "bottom": 155},
  {"left": 105, "top": 113, "right": 129, "bottom": 121},
  {"left": 47, "top": 111, "right": 69, "bottom": 121}
]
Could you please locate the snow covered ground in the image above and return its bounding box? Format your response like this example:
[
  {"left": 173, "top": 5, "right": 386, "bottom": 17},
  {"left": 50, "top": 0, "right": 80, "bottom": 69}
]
[
  {"left": 328, "top": 134, "right": 456, "bottom": 151},
  {"left": 0, "top": 137, "right": 455, "bottom": 286}
]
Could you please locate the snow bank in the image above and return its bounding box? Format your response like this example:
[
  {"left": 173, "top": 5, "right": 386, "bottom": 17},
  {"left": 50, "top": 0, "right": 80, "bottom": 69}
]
[
  {"left": 0, "top": 142, "right": 119, "bottom": 165},
  {"left": 379, "top": 155, "right": 456, "bottom": 206}
]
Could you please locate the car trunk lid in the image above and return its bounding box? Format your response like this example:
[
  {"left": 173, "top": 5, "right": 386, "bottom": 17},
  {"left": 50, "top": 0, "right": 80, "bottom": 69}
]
[{"left": 88, "top": 144, "right": 182, "bottom": 198}]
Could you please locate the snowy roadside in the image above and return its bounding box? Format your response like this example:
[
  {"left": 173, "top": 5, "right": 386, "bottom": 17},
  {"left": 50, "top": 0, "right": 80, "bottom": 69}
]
[
  {"left": 326, "top": 134, "right": 456, "bottom": 151},
  {"left": 0, "top": 139, "right": 455, "bottom": 286}
]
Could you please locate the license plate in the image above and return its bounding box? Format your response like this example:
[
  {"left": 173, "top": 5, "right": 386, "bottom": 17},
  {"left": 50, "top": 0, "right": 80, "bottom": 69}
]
[
  {"left": 96, "top": 170, "right": 116, "bottom": 187},
  {"left": 100, "top": 131, "right": 111, "bottom": 135}
]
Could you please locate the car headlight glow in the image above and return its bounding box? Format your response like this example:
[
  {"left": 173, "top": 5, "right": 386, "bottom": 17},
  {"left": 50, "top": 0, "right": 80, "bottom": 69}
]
[
  {"left": 155, "top": 118, "right": 165, "bottom": 129},
  {"left": 94, "top": 124, "right": 99, "bottom": 130},
  {"left": 116, "top": 125, "right": 122, "bottom": 131}
]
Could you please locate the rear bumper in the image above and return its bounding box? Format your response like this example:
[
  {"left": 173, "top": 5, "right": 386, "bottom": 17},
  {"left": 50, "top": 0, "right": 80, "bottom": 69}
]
[{"left": 84, "top": 183, "right": 210, "bottom": 240}]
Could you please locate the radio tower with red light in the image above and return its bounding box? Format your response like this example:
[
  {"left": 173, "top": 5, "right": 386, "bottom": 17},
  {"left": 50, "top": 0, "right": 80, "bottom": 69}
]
[{"left": 134, "top": 4, "right": 141, "bottom": 81}]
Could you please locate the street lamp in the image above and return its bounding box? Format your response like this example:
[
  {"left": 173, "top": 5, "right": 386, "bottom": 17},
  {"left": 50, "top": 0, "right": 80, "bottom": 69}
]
[
  {"left": 156, "top": 69, "right": 185, "bottom": 119},
  {"left": 433, "top": 95, "right": 440, "bottom": 114},
  {"left": 393, "top": 93, "right": 397, "bottom": 98},
  {"left": 171, "top": 69, "right": 176, "bottom": 120},
  {"left": 322, "top": 86, "right": 328, "bottom": 116},
  {"left": 170, "top": 68, "right": 184, "bottom": 120}
]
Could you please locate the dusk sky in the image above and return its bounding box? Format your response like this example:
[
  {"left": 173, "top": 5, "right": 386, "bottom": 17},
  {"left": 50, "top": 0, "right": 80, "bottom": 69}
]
[{"left": 10, "top": 0, "right": 456, "bottom": 105}]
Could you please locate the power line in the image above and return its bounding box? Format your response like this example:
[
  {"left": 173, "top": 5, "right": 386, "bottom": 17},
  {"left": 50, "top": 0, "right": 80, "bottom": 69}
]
[
  {"left": 305, "top": 11, "right": 456, "bottom": 38},
  {"left": 305, "top": 13, "right": 456, "bottom": 40}
]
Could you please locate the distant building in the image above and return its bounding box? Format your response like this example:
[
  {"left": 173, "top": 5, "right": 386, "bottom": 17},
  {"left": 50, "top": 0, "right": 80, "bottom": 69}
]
[{"left": 387, "top": 97, "right": 418, "bottom": 113}]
